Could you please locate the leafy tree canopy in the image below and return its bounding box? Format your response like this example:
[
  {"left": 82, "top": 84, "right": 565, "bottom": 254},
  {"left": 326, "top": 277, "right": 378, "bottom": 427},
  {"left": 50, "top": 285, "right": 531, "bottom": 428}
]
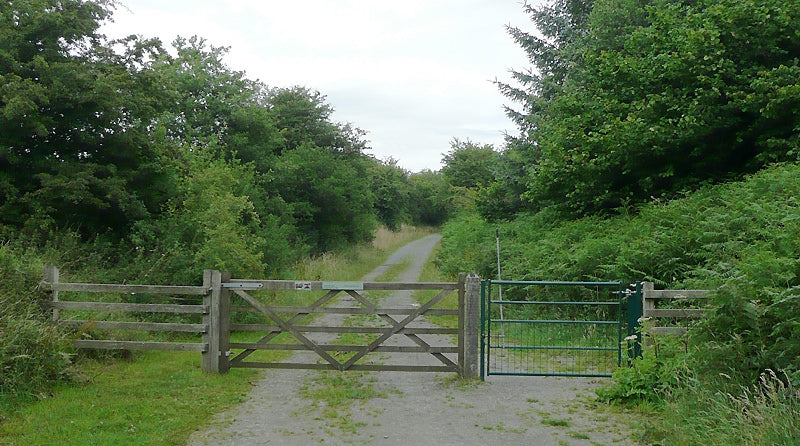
[
  {"left": 498, "top": 0, "right": 800, "bottom": 216},
  {"left": 440, "top": 138, "right": 499, "bottom": 189}
]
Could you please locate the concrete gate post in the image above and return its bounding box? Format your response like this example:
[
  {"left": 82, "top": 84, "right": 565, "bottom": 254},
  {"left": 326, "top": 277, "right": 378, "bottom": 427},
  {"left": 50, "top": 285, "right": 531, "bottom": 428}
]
[{"left": 461, "top": 272, "right": 481, "bottom": 379}]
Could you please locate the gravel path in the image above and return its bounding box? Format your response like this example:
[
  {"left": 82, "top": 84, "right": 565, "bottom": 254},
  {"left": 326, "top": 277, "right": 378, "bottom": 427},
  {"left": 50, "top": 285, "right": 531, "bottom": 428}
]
[{"left": 188, "top": 234, "right": 636, "bottom": 445}]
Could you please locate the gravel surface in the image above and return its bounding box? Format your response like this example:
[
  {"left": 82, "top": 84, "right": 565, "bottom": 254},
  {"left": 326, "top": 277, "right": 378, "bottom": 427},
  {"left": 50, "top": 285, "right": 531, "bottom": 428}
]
[{"left": 188, "top": 234, "right": 636, "bottom": 445}]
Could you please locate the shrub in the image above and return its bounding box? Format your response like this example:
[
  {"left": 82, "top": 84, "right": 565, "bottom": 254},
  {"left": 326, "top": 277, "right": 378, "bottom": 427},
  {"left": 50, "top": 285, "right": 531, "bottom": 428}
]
[{"left": 0, "top": 242, "right": 71, "bottom": 400}]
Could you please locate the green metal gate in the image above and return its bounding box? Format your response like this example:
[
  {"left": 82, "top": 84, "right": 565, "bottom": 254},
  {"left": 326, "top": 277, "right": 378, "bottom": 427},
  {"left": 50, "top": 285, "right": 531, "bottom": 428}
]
[{"left": 481, "top": 280, "right": 628, "bottom": 378}]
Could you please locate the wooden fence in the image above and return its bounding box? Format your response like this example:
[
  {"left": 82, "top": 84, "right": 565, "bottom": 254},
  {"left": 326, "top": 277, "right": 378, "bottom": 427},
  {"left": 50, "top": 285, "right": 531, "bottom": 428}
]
[
  {"left": 42, "top": 266, "right": 222, "bottom": 369},
  {"left": 41, "top": 266, "right": 481, "bottom": 378},
  {"left": 641, "top": 281, "right": 710, "bottom": 336}
]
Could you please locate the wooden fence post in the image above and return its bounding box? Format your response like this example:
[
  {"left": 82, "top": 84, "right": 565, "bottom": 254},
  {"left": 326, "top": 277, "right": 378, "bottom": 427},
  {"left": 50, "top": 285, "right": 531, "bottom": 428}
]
[
  {"left": 202, "top": 270, "right": 225, "bottom": 373},
  {"left": 641, "top": 281, "right": 655, "bottom": 349},
  {"left": 461, "top": 272, "right": 481, "bottom": 379},
  {"left": 642, "top": 281, "right": 655, "bottom": 317},
  {"left": 43, "top": 265, "right": 59, "bottom": 321}
]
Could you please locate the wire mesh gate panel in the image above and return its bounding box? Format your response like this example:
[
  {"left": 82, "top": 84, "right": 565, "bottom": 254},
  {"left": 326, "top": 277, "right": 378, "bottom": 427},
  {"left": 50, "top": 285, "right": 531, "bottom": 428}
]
[{"left": 481, "top": 280, "right": 624, "bottom": 378}]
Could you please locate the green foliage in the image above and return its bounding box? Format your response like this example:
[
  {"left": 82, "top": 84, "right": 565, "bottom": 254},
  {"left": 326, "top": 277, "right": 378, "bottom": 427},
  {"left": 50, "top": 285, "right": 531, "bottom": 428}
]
[
  {"left": 1, "top": 0, "right": 171, "bottom": 235},
  {"left": 497, "top": 0, "right": 800, "bottom": 215},
  {"left": 407, "top": 170, "right": 452, "bottom": 227},
  {"left": 368, "top": 158, "right": 411, "bottom": 231},
  {"left": 598, "top": 340, "right": 690, "bottom": 404},
  {"left": 270, "top": 144, "right": 376, "bottom": 253},
  {"left": 441, "top": 163, "right": 800, "bottom": 387},
  {"left": 436, "top": 213, "right": 494, "bottom": 277},
  {"left": 440, "top": 138, "right": 499, "bottom": 189},
  {"left": 0, "top": 242, "right": 69, "bottom": 399},
  {"left": 0, "top": 352, "right": 259, "bottom": 445}
]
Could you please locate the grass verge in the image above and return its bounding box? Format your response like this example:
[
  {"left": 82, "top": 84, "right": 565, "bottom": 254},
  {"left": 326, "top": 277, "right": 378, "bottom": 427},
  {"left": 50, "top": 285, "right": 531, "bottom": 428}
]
[{"left": 0, "top": 352, "right": 256, "bottom": 445}]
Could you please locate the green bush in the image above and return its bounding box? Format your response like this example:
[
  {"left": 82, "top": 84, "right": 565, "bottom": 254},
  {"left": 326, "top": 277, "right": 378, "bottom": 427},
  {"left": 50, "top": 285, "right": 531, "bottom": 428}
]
[
  {"left": 0, "top": 242, "right": 70, "bottom": 400},
  {"left": 597, "top": 336, "right": 691, "bottom": 404}
]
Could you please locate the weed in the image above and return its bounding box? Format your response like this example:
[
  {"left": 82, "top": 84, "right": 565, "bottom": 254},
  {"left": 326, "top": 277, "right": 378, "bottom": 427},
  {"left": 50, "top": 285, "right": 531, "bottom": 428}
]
[{"left": 542, "top": 417, "right": 571, "bottom": 427}]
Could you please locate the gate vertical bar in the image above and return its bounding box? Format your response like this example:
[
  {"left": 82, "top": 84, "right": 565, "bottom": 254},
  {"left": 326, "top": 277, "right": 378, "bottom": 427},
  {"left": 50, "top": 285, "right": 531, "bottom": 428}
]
[
  {"left": 457, "top": 272, "right": 466, "bottom": 377},
  {"left": 617, "top": 282, "right": 624, "bottom": 367},
  {"left": 486, "top": 279, "right": 492, "bottom": 376},
  {"left": 626, "top": 282, "right": 644, "bottom": 361},
  {"left": 218, "top": 271, "right": 232, "bottom": 373},
  {"left": 480, "top": 279, "right": 486, "bottom": 381}
]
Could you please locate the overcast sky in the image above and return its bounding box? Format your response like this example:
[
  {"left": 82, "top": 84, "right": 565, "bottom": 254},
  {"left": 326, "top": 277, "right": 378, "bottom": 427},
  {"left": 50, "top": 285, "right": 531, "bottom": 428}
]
[{"left": 101, "top": 1, "right": 535, "bottom": 172}]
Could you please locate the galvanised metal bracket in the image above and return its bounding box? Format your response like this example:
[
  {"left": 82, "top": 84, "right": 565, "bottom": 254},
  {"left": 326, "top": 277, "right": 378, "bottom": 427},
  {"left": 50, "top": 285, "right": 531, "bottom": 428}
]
[{"left": 221, "top": 282, "right": 264, "bottom": 290}]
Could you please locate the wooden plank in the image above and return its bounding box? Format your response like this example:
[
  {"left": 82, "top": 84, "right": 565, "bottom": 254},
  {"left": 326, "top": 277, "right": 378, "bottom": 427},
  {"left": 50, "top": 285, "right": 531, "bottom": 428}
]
[
  {"left": 228, "top": 343, "right": 459, "bottom": 353},
  {"left": 644, "top": 290, "right": 711, "bottom": 299},
  {"left": 58, "top": 320, "right": 207, "bottom": 333},
  {"left": 51, "top": 301, "right": 207, "bottom": 314},
  {"left": 645, "top": 309, "right": 706, "bottom": 318},
  {"left": 363, "top": 282, "right": 459, "bottom": 290},
  {"left": 203, "top": 270, "right": 223, "bottom": 373},
  {"left": 651, "top": 327, "right": 689, "bottom": 336},
  {"left": 47, "top": 282, "right": 208, "bottom": 295},
  {"left": 230, "top": 280, "right": 324, "bottom": 290},
  {"left": 458, "top": 273, "right": 465, "bottom": 376},
  {"left": 230, "top": 306, "right": 458, "bottom": 316},
  {"left": 229, "top": 324, "right": 458, "bottom": 335},
  {"left": 231, "top": 362, "right": 457, "bottom": 373},
  {"left": 344, "top": 288, "right": 458, "bottom": 368},
  {"left": 73, "top": 340, "right": 207, "bottom": 351},
  {"left": 227, "top": 280, "right": 458, "bottom": 291},
  {"left": 232, "top": 362, "right": 337, "bottom": 370},
  {"left": 347, "top": 364, "right": 457, "bottom": 373}
]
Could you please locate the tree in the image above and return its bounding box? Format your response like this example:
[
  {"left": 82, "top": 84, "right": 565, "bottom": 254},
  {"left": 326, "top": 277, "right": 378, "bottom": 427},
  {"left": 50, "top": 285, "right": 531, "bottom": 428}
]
[
  {"left": 440, "top": 138, "right": 499, "bottom": 189},
  {"left": 498, "top": 0, "right": 800, "bottom": 216},
  {"left": 369, "top": 158, "right": 411, "bottom": 231},
  {"left": 269, "top": 144, "right": 376, "bottom": 253},
  {"left": 408, "top": 170, "right": 451, "bottom": 226},
  {"left": 0, "top": 0, "right": 173, "bottom": 235}
]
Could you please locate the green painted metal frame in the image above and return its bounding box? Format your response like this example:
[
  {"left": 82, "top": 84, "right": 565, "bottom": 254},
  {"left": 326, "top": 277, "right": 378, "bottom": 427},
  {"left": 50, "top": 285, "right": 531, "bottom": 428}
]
[{"left": 481, "top": 279, "right": 625, "bottom": 379}]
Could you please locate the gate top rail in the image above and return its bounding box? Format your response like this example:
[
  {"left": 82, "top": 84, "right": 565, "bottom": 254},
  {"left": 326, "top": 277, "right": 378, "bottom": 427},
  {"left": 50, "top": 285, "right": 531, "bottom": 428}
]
[
  {"left": 489, "top": 300, "right": 621, "bottom": 306},
  {"left": 227, "top": 279, "right": 459, "bottom": 291},
  {"left": 488, "top": 280, "right": 621, "bottom": 287}
]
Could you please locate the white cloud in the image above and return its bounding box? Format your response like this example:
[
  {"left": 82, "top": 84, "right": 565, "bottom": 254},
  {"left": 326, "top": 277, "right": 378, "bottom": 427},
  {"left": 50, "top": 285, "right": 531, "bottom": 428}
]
[{"left": 104, "top": 0, "right": 533, "bottom": 172}]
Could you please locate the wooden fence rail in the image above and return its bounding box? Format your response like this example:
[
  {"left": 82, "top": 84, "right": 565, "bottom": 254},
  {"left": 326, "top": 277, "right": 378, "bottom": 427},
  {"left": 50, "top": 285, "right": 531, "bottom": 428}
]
[
  {"left": 41, "top": 265, "right": 220, "bottom": 371},
  {"left": 641, "top": 281, "right": 710, "bottom": 336}
]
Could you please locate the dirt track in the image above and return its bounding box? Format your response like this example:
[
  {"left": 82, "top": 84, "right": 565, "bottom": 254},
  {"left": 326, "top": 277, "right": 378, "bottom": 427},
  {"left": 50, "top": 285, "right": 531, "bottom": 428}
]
[{"left": 188, "top": 234, "right": 636, "bottom": 445}]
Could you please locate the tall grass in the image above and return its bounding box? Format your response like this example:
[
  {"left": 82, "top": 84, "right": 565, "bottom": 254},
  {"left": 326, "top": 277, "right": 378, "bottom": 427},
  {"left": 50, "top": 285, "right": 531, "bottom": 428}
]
[
  {"left": 291, "top": 224, "right": 434, "bottom": 281},
  {"left": 0, "top": 242, "right": 70, "bottom": 406},
  {"left": 648, "top": 371, "right": 800, "bottom": 445}
]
